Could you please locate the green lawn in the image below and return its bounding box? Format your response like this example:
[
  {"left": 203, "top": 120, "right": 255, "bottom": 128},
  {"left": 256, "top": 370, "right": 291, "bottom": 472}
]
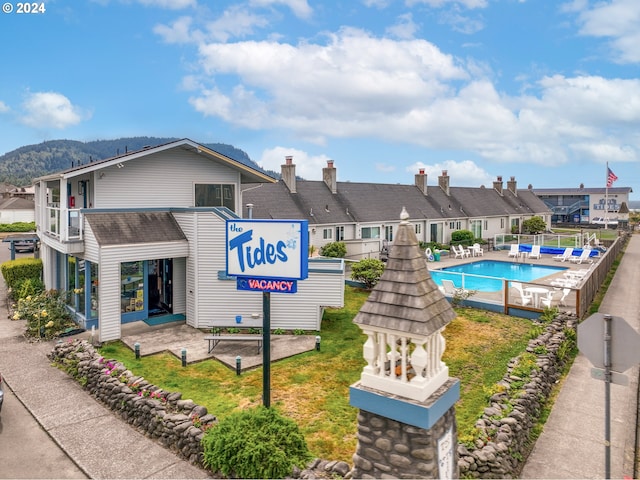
[{"left": 99, "top": 286, "right": 535, "bottom": 462}]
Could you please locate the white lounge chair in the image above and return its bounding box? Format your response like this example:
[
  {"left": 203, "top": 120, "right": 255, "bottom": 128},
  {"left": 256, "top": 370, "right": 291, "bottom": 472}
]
[
  {"left": 563, "top": 263, "right": 594, "bottom": 281},
  {"left": 569, "top": 249, "right": 592, "bottom": 264},
  {"left": 512, "top": 282, "right": 532, "bottom": 306},
  {"left": 552, "top": 248, "right": 573, "bottom": 262},
  {"left": 507, "top": 244, "right": 520, "bottom": 258},
  {"left": 550, "top": 277, "right": 578, "bottom": 288},
  {"left": 528, "top": 245, "right": 541, "bottom": 259},
  {"left": 441, "top": 279, "right": 468, "bottom": 296}
]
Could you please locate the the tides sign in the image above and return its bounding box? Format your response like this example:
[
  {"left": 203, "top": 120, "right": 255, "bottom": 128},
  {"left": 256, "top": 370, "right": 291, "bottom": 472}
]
[{"left": 226, "top": 219, "right": 308, "bottom": 293}]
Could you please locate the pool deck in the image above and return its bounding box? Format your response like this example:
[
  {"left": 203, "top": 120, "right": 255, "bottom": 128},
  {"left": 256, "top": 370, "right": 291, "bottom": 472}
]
[{"left": 426, "top": 245, "right": 596, "bottom": 311}]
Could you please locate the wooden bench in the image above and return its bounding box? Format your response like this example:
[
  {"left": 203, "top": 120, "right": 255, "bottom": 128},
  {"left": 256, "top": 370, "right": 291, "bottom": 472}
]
[{"left": 204, "top": 334, "right": 264, "bottom": 354}]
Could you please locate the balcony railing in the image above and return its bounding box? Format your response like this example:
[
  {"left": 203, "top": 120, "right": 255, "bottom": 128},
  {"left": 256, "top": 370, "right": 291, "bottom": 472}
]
[{"left": 45, "top": 206, "right": 84, "bottom": 242}]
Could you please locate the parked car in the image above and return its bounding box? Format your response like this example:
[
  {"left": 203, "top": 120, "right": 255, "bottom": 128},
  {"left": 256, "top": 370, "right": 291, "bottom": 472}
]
[
  {"left": 0, "top": 372, "right": 4, "bottom": 413},
  {"left": 590, "top": 217, "right": 618, "bottom": 226},
  {"left": 13, "top": 240, "right": 36, "bottom": 253}
]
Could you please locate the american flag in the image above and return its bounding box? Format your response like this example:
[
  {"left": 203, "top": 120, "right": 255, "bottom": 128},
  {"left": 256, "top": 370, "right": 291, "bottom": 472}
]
[{"left": 606, "top": 167, "right": 618, "bottom": 188}]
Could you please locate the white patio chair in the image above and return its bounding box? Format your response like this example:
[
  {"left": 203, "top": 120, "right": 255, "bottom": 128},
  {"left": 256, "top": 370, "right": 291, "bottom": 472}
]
[
  {"left": 471, "top": 243, "right": 484, "bottom": 256},
  {"left": 540, "top": 290, "right": 555, "bottom": 308},
  {"left": 508, "top": 244, "right": 520, "bottom": 258},
  {"left": 512, "top": 282, "right": 532, "bottom": 306}
]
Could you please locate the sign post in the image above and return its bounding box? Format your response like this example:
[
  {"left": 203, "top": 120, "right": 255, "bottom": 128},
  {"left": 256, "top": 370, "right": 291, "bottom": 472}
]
[
  {"left": 226, "top": 219, "right": 308, "bottom": 407},
  {"left": 577, "top": 313, "right": 640, "bottom": 478}
]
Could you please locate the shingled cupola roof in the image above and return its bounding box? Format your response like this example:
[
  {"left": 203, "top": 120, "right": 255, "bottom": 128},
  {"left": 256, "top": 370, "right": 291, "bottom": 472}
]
[
  {"left": 354, "top": 207, "right": 456, "bottom": 336},
  {"left": 352, "top": 207, "right": 457, "bottom": 402}
]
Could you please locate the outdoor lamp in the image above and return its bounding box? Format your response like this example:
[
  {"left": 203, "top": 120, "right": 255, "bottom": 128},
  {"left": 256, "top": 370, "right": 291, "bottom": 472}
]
[
  {"left": 315, "top": 335, "right": 321, "bottom": 351},
  {"left": 134, "top": 342, "right": 140, "bottom": 360},
  {"left": 181, "top": 347, "right": 187, "bottom": 367},
  {"left": 236, "top": 356, "right": 242, "bottom": 376}
]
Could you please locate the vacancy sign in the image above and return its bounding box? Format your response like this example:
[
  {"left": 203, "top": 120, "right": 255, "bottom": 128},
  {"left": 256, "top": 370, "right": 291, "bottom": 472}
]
[{"left": 226, "top": 219, "right": 308, "bottom": 293}]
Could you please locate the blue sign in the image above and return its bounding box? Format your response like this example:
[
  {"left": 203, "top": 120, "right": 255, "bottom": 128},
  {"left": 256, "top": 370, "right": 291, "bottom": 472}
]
[
  {"left": 237, "top": 277, "right": 298, "bottom": 294},
  {"left": 226, "top": 219, "right": 309, "bottom": 281}
]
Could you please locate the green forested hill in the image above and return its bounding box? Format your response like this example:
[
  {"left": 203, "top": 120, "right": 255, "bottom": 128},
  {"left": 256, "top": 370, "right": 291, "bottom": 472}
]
[{"left": 0, "top": 137, "right": 276, "bottom": 186}]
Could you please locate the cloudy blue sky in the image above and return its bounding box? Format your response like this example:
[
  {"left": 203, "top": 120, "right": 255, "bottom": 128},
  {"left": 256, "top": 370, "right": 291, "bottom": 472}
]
[{"left": 1, "top": 0, "right": 638, "bottom": 198}]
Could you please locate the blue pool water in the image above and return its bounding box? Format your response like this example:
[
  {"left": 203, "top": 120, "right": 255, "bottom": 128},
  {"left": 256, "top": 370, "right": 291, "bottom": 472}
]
[{"left": 430, "top": 260, "right": 568, "bottom": 292}]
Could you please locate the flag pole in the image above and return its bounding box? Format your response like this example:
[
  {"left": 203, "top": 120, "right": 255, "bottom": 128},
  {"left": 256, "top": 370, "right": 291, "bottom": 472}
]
[{"left": 604, "top": 162, "right": 609, "bottom": 228}]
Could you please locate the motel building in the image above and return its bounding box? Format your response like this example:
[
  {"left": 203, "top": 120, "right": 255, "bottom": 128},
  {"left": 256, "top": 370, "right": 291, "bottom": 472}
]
[{"left": 33, "top": 139, "right": 344, "bottom": 343}]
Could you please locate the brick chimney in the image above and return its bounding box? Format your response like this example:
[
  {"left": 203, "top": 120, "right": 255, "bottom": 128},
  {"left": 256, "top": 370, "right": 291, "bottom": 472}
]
[
  {"left": 281, "top": 156, "right": 296, "bottom": 193},
  {"left": 493, "top": 176, "right": 503, "bottom": 196},
  {"left": 438, "top": 170, "right": 450, "bottom": 196},
  {"left": 415, "top": 168, "right": 428, "bottom": 195},
  {"left": 323, "top": 160, "right": 337, "bottom": 194},
  {"left": 507, "top": 176, "right": 517, "bottom": 196}
]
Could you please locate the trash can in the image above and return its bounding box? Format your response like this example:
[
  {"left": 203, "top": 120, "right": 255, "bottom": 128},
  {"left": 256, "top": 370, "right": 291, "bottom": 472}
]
[{"left": 434, "top": 251, "right": 441, "bottom": 261}]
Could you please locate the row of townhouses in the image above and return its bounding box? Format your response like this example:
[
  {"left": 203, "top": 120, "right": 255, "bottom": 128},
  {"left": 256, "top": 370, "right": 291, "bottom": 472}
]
[{"left": 243, "top": 157, "right": 552, "bottom": 259}]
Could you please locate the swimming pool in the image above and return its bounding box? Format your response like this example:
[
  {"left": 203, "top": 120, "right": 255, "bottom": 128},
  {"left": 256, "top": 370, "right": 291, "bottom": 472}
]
[{"left": 429, "top": 260, "right": 568, "bottom": 292}]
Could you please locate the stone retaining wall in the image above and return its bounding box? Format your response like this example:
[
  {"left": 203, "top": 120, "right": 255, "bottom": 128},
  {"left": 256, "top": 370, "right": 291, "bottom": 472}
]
[
  {"left": 457, "top": 312, "right": 577, "bottom": 478},
  {"left": 48, "top": 341, "right": 213, "bottom": 465}
]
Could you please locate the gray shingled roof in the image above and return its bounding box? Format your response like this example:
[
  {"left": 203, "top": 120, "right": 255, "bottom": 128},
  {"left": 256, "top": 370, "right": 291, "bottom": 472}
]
[
  {"left": 353, "top": 210, "right": 456, "bottom": 337},
  {"left": 85, "top": 212, "right": 187, "bottom": 246},
  {"left": 243, "top": 177, "right": 551, "bottom": 224}
]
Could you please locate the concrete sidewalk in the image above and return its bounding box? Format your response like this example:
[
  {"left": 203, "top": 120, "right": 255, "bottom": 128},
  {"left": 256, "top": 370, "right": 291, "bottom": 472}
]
[
  {"left": 0, "top": 285, "right": 212, "bottom": 479},
  {"left": 0, "top": 332, "right": 212, "bottom": 479},
  {"left": 521, "top": 233, "right": 639, "bottom": 479}
]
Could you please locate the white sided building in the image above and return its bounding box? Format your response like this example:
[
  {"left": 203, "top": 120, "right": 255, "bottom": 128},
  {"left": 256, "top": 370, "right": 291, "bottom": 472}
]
[{"left": 33, "top": 139, "right": 344, "bottom": 342}]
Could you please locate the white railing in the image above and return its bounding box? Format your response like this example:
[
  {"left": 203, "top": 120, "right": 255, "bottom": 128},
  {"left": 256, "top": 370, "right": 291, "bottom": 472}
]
[
  {"left": 494, "top": 233, "right": 583, "bottom": 250},
  {"left": 358, "top": 326, "right": 449, "bottom": 402},
  {"left": 45, "top": 206, "right": 84, "bottom": 242}
]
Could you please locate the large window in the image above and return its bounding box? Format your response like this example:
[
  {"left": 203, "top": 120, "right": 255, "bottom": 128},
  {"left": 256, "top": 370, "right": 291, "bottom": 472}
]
[
  {"left": 361, "top": 226, "right": 380, "bottom": 239},
  {"left": 195, "top": 184, "right": 235, "bottom": 210},
  {"left": 121, "top": 261, "right": 144, "bottom": 313}
]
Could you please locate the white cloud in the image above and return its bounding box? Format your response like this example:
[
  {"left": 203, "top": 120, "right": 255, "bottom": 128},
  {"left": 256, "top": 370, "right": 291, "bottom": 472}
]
[
  {"left": 572, "top": 0, "right": 640, "bottom": 63},
  {"left": 249, "top": 0, "right": 313, "bottom": 19},
  {"left": 258, "top": 146, "right": 331, "bottom": 180},
  {"left": 204, "top": 5, "right": 270, "bottom": 42},
  {"left": 20, "top": 92, "right": 88, "bottom": 129},
  {"left": 183, "top": 26, "right": 640, "bottom": 168},
  {"left": 154, "top": 16, "right": 203, "bottom": 44},
  {"left": 191, "top": 28, "right": 466, "bottom": 137},
  {"left": 406, "top": 0, "right": 488, "bottom": 9},
  {"left": 386, "top": 13, "right": 419, "bottom": 39},
  {"left": 407, "top": 159, "right": 493, "bottom": 187},
  {"left": 0, "top": 101, "right": 9, "bottom": 113}
]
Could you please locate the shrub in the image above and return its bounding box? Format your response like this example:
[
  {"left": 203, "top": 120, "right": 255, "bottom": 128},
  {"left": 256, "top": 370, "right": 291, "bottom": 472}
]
[
  {"left": 350, "top": 258, "right": 385, "bottom": 288},
  {"left": 1, "top": 257, "right": 43, "bottom": 293},
  {"left": 15, "top": 277, "right": 45, "bottom": 299},
  {"left": 522, "top": 216, "right": 547, "bottom": 234},
  {"left": 451, "top": 230, "right": 474, "bottom": 246},
  {"left": 13, "top": 289, "right": 75, "bottom": 339},
  {"left": 0, "top": 222, "right": 36, "bottom": 232},
  {"left": 320, "top": 241, "right": 347, "bottom": 258},
  {"left": 201, "top": 406, "right": 311, "bottom": 479}
]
